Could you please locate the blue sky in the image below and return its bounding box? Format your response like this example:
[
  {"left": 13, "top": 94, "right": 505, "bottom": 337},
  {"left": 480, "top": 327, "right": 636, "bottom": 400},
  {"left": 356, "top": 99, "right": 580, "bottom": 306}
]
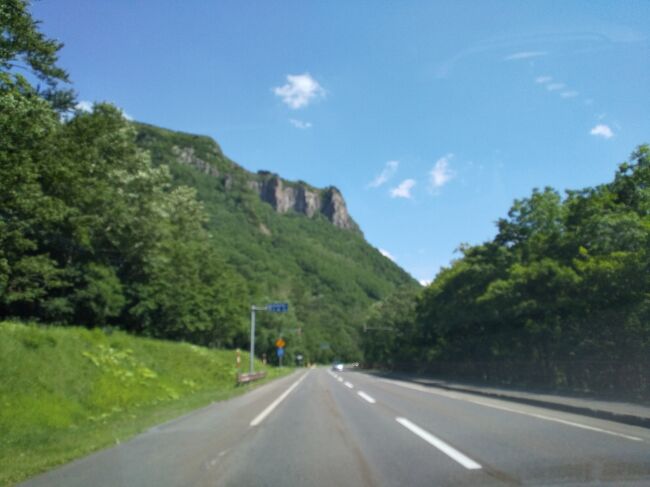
[{"left": 32, "top": 1, "right": 650, "bottom": 284}]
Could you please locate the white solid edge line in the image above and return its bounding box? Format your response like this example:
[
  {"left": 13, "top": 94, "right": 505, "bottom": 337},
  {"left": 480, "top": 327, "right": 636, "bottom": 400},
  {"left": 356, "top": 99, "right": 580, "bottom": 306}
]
[
  {"left": 396, "top": 417, "right": 482, "bottom": 470},
  {"left": 344, "top": 381, "right": 354, "bottom": 389},
  {"left": 381, "top": 379, "right": 643, "bottom": 442},
  {"left": 250, "top": 372, "right": 309, "bottom": 427},
  {"left": 358, "top": 391, "right": 376, "bottom": 404},
  {"left": 482, "top": 402, "right": 645, "bottom": 442}
]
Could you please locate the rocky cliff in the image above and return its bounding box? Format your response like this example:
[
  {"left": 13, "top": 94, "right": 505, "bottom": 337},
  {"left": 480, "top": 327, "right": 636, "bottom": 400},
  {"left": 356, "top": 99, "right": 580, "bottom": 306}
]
[
  {"left": 135, "top": 123, "right": 359, "bottom": 233},
  {"left": 249, "top": 173, "right": 358, "bottom": 231},
  {"left": 165, "top": 139, "right": 358, "bottom": 232}
]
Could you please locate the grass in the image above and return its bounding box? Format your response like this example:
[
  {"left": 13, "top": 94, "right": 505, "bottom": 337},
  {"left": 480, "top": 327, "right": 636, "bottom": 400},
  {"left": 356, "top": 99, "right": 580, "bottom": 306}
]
[{"left": 0, "top": 321, "right": 292, "bottom": 486}]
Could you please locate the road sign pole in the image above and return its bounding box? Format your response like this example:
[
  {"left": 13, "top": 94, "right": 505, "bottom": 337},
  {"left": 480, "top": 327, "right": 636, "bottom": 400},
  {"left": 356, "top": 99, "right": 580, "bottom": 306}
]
[
  {"left": 250, "top": 307, "right": 256, "bottom": 374},
  {"left": 249, "top": 302, "right": 288, "bottom": 374}
]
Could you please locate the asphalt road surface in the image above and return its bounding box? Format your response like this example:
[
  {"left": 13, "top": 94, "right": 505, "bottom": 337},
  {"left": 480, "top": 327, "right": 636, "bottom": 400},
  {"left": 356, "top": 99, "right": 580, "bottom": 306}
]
[{"left": 22, "top": 368, "right": 650, "bottom": 486}]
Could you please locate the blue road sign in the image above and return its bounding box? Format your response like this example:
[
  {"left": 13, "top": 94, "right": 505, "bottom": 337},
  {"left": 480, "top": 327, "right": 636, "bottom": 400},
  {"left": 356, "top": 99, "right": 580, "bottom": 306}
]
[
  {"left": 276, "top": 347, "right": 285, "bottom": 357},
  {"left": 266, "top": 303, "right": 288, "bottom": 313}
]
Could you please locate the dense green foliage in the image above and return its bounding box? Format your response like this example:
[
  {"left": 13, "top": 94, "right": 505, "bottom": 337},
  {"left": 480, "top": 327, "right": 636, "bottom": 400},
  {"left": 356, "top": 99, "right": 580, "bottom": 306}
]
[
  {"left": 363, "top": 146, "right": 650, "bottom": 398},
  {"left": 135, "top": 123, "right": 417, "bottom": 362},
  {"left": 0, "top": 5, "right": 248, "bottom": 346},
  {"left": 0, "top": 321, "right": 288, "bottom": 485},
  {"left": 0, "top": 82, "right": 248, "bottom": 345},
  {"left": 0, "top": 3, "right": 416, "bottom": 362},
  {"left": 0, "top": 0, "right": 73, "bottom": 109}
]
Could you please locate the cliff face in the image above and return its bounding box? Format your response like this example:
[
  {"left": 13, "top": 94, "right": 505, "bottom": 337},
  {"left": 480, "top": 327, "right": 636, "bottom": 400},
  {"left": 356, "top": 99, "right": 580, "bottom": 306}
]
[
  {"left": 133, "top": 119, "right": 359, "bottom": 234},
  {"left": 250, "top": 174, "right": 358, "bottom": 231},
  {"left": 171, "top": 146, "right": 219, "bottom": 177},
  {"left": 321, "top": 186, "right": 356, "bottom": 231}
]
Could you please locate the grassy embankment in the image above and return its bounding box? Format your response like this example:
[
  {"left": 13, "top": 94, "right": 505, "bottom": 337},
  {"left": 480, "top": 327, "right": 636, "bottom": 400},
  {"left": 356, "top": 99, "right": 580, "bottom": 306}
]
[{"left": 0, "top": 321, "right": 291, "bottom": 486}]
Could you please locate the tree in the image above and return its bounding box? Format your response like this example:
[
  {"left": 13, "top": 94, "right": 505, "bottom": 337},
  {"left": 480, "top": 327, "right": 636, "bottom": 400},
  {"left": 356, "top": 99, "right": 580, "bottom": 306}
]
[
  {"left": 362, "top": 286, "right": 419, "bottom": 368},
  {"left": 0, "top": 0, "right": 74, "bottom": 109},
  {"left": 0, "top": 73, "right": 69, "bottom": 319},
  {"left": 386, "top": 146, "right": 650, "bottom": 395},
  {"left": 127, "top": 186, "right": 248, "bottom": 346},
  {"left": 611, "top": 145, "right": 650, "bottom": 216}
]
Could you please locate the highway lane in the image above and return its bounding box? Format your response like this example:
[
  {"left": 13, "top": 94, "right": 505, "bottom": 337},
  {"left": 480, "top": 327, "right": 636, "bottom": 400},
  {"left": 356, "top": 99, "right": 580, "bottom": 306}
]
[
  {"left": 20, "top": 371, "right": 309, "bottom": 487},
  {"left": 342, "top": 370, "right": 650, "bottom": 485},
  {"left": 21, "top": 368, "right": 650, "bottom": 486}
]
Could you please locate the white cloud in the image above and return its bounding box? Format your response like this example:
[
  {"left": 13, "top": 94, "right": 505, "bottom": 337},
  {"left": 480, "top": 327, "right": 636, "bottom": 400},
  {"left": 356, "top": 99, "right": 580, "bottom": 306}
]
[
  {"left": 546, "top": 83, "right": 565, "bottom": 91},
  {"left": 535, "top": 76, "right": 552, "bottom": 84},
  {"left": 379, "top": 248, "right": 395, "bottom": 261},
  {"left": 289, "top": 118, "right": 312, "bottom": 129},
  {"left": 590, "top": 124, "right": 614, "bottom": 139},
  {"left": 75, "top": 100, "right": 93, "bottom": 112},
  {"left": 429, "top": 153, "right": 455, "bottom": 190},
  {"left": 390, "top": 179, "right": 416, "bottom": 199},
  {"left": 560, "top": 91, "right": 578, "bottom": 98},
  {"left": 419, "top": 279, "right": 432, "bottom": 287},
  {"left": 504, "top": 51, "right": 547, "bottom": 61},
  {"left": 368, "top": 160, "right": 399, "bottom": 188},
  {"left": 273, "top": 73, "right": 325, "bottom": 109}
]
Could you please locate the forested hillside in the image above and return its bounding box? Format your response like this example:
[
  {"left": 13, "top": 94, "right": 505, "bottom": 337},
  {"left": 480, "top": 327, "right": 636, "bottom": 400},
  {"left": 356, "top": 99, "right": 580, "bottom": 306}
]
[
  {"left": 0, "top": 0, "right": 416, "bottom": 364},
  {"left": 363, "top": 145, "right": 650, "bottom": 398},
  {"left": 134, "top": 123, "right": 417, "bottom": 362}
]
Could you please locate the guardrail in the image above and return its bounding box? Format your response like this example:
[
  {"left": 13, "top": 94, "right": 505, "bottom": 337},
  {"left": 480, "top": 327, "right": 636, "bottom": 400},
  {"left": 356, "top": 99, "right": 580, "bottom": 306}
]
[
  {"left": 371, "top": 359, "right": 650, "bottom": 401},
  {"left": 236, "top": 371, "right": 266, "bottom": 385}
]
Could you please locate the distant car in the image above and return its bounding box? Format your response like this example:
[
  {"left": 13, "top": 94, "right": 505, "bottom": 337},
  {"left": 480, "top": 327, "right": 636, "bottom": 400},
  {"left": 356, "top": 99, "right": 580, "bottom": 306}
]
[{"left": 332, "top": 363, "right": 344, "bottom": 372}]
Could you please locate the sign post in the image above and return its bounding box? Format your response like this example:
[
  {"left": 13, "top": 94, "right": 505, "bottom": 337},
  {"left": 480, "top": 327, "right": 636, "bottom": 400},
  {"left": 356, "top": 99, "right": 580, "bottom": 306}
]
[
  {"left": 249, "top": 302, "right": 288, "bottom": 374},
  {"left": 276, "top": 346, "right": 284, "bottom": 367},
  {"left": 275, "top": 337, "right": 286, "bottom": 368}
]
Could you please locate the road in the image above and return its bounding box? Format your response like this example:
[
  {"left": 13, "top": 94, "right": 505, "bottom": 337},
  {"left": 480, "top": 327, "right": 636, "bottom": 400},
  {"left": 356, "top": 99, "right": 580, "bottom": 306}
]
[{"left": 22, "top": 368, "right": 650, "bottom": 486}]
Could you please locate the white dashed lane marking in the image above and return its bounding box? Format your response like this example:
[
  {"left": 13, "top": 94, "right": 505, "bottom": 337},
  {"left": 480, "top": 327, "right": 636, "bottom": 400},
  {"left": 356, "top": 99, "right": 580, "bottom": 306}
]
[
  {"left": 357, "top": 391, "right": 376, "bottom": 404},
  {"left": 396, "top": 417, "right": 482, "bottom": 470}
]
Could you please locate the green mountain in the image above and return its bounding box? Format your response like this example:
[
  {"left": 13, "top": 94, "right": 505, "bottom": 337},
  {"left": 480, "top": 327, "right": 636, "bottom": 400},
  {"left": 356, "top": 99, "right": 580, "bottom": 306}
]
[
  {"left": 1, "top": 1, "right": 413, "bottom": 366},
  {"left": 134, "top": 123, "right": 418, "bottom": 363}
]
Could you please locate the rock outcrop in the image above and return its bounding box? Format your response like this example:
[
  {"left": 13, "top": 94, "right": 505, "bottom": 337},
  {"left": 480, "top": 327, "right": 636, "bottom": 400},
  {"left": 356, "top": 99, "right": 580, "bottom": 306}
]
[
  {"left": 170, "top": 143, "right": 358, "bottom": 232},
  {"left": 171, "top": 146, "right": 219, "bottom": 177},
  {"left": 321, "top": 187, "right": 355, "bottom": 230},
  {"left": 256, "top": 174, "right": 358, "bottom": 232}
]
